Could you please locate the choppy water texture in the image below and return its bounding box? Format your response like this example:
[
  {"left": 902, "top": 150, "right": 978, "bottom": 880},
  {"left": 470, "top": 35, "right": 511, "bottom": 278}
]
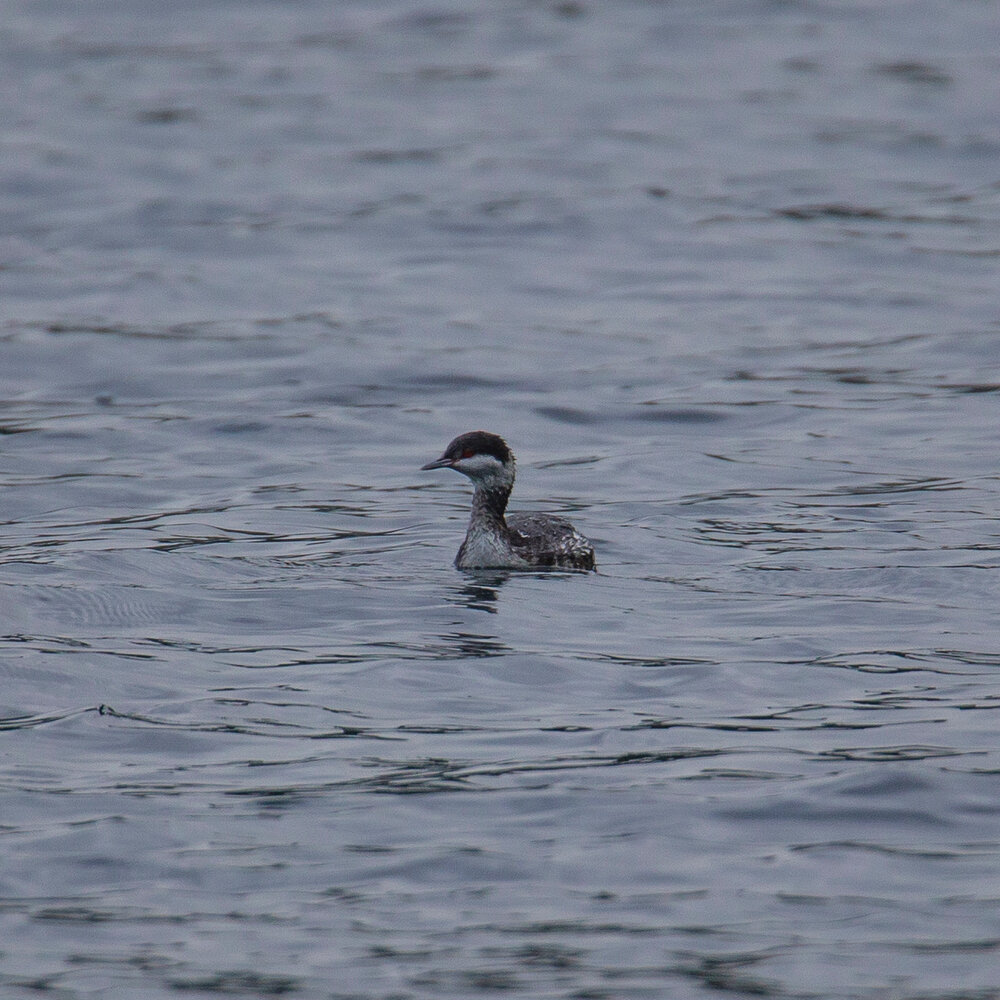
[{"left": 3, "top": 1, "right": 1000, "bottom": 997}]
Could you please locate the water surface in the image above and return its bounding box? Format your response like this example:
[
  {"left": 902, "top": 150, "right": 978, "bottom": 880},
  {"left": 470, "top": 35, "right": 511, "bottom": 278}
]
[{"left": 2, "top": 1, "right": 1000, "bottom": 997}]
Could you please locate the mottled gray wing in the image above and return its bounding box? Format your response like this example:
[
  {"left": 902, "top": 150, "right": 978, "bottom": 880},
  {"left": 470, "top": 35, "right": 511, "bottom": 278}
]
[{"left": 507, "top": 511, "right": 595, "bottom": 570}]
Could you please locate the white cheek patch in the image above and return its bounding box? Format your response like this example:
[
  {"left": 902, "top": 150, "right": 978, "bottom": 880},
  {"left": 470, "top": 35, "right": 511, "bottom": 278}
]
[{"left": 453, "top": 454, "right": 504, "bottom": 476}]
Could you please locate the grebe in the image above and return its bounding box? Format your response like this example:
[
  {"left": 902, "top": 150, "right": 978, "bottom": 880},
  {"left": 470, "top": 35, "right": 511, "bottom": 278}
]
[{"left": 421, "top": 431, "right": 596, "bottom": 571}]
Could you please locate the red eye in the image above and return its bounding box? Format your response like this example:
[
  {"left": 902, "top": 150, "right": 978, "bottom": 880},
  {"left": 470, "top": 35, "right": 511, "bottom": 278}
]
[{"left": 462, "top": 449, "right": 474, "bottom": 458}]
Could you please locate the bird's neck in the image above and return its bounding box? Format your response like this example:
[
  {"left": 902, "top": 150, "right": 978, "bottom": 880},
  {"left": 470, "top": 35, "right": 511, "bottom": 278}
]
[{"left": 470, "top": 481, "right": 512, "bottom": 526}]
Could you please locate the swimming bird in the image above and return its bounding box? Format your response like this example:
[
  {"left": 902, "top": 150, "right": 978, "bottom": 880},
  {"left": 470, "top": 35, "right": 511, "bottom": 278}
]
[{"left": 421, "top": 431, "right": 596, "bottom": 570}]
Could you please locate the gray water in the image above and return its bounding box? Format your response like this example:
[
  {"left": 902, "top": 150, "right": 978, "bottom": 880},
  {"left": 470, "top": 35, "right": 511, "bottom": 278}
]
[{"left": 3, "top": 1, "right": 1000, "bottom": 997}]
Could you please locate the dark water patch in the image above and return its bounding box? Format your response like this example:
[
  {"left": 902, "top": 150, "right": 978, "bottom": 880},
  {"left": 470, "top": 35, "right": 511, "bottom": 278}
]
[
  {"left": 411, "top": 64, "right": 498, "bottom": 83},
  {"left": 388, "top": 9, "right": 475, "bottom": 36},
  {"left": 345, "top": 192, "right": 426, "bottom": 220},
  {"left": 874, "top": 61, "right": 952, "bottom": 86},
  {"left": 479, "top": 919, "right": 661, "bottom": 937},
  {"left": 899, "top": 937, "right": 1000, "bottom": 955},
  {"left": 675, "top": 950, "right": 782, "bottom": 997},
  {"left": 488, "top": 941, "right": 585, "bottom": 970},
  {"left": 353, "top": 147, "right": 449, "bottom": 165},
  {"left": 54, "top": 38, "right": 218, "bottom": 60},
  {"left": 211, "top": 421, "right": 270, "bottom": 435},
  {"left": 410, "top": 968, "right": 524, "bottom": 992},
  {"left": 0, "top": 420, "right": 35, "bottom": 435},
  {"left": 729, "top": 365, "right": 910, "bottom": 388},
  {"left": 936, "top": 381, "right": 1000, "bottom": 395},
  {"left": 15, "top": 319, "right": 275, "bottom": 342},
  {"left": 33, "top": 906, "right": 133, "bottom": 923},
  {"left": 631, "top": 406, "right": 726, "bottom": 424},
  {"left": 812, "top": 477, "right": 965, "bottom": 498},
  {"left": 776, "top": 203, "right": 894, "bottom": 222},
  {"left": 533, "top": 453, "right": 604, "bottom": 469},
  {"left": 64, "top": 949, "right": 179, "bottom": 971},
  {"left": 134, "top": 107, "right": 200, "bottom": 125},
  {"left": 774, "top": 203, "right": 974, "bottom": 225},
  {"left": 167, "top": 971, "right": 301, "bottom": 994},
  {"left": 533, "top": 406, "right": 600, "bottom": 425}
]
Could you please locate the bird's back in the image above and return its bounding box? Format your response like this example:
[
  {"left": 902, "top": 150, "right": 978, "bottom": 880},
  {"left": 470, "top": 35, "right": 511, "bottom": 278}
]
[{"left": 507, "top": 511, "right": 596, "bottom": 570}]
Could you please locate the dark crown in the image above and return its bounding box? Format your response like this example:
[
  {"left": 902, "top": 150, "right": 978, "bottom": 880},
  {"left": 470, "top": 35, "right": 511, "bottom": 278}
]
[{"left": 444, "top": 431, "right": 513, "bottom": 464}]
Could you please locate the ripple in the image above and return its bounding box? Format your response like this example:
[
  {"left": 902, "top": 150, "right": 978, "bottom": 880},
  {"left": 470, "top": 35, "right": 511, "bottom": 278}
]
[{"left": 0, "top": 706, "right": 96, "bottom": 731}]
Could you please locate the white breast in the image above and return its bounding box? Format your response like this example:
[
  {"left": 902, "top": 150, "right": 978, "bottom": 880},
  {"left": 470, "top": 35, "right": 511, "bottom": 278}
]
[{"left": 456, "top": 522, "right": 529, "bottom": 569}]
